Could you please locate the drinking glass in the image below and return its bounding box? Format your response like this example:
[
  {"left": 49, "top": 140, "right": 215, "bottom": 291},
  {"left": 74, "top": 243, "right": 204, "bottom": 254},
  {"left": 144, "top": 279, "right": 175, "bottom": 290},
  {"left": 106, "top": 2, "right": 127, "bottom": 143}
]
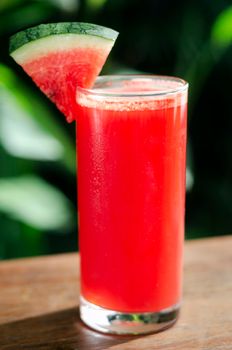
[{"left": 76, "top": 75, "right": 188, "bottom": 334}]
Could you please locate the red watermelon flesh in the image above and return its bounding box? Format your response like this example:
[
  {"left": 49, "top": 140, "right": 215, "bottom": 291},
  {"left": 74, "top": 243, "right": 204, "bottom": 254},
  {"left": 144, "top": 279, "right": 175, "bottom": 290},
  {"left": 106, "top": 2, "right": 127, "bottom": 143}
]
[{"left": 22, "top": 47, "right": 109, "bottom": 122}]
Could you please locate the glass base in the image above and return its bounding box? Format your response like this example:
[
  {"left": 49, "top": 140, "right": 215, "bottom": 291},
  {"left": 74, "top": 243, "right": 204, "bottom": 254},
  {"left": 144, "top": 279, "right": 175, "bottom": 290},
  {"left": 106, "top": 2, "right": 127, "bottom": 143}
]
[{"left": 80, "top": 296, "right": 180, "bottom": 335}]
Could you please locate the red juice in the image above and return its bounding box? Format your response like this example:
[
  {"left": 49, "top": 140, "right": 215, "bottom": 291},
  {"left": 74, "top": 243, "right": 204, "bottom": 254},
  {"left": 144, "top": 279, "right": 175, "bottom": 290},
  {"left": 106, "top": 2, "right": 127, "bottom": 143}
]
[{"left": 76, "top": 76, "right": 188, "bottom": 314}]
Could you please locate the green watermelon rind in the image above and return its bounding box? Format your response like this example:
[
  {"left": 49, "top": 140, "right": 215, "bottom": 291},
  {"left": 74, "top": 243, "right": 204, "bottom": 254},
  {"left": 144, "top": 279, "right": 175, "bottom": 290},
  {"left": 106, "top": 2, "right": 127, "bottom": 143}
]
[{"left": 9, "top": 22, "right": 119, "bottom": 54}]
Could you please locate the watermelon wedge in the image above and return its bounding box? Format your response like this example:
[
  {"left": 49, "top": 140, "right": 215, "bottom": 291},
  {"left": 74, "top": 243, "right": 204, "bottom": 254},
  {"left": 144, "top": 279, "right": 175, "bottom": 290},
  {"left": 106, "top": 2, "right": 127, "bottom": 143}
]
[{"left": 9, "top": 22, "right": 118, "bottom": 122}]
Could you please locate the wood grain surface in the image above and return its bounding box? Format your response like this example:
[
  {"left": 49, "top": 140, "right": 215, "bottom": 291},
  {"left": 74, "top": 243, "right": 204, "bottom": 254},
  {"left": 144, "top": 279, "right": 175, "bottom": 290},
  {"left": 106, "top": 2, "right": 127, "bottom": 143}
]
[{"left": 0, "top": 236, "right": 232, "bottom": 349}]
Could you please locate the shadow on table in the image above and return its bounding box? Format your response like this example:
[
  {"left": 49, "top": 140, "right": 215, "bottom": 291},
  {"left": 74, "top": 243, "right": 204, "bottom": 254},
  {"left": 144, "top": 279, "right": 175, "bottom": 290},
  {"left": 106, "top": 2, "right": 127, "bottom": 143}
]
[{"left": 0, "top": 307, "right": 139, "bottom": 349}]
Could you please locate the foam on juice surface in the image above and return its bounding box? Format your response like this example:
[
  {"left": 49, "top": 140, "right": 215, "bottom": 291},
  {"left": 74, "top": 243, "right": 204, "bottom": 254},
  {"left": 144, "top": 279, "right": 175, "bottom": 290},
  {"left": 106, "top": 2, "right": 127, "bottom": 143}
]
[{"left": 76, "top": 77, "right": 188, "bottom": 111}]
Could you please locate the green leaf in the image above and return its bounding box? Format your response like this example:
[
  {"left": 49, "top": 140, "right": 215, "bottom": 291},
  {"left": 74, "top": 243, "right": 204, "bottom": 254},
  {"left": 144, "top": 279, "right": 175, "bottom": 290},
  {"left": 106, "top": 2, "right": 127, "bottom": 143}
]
[
  {"left": 45, "top": 0, "right": 79, "bottom": 12},
  {"left": 0, "top": 0, "right": 21, "bottom": 12},
  {"left": 186, "top": 141, "right": 194, "bottom": 192},
  {"left": 20, "top": 225, "right": 45, "bottom": 257},
  {"left": 0, "top": 88, "right": 64, "bottom": 161},
  {"left": 0, "top": 64, "right": 76, "bottom": 173},
  {"left": 0, "top": 215, "right": 46, "bottom": 259},
  {"left": 0, "top": 3, "right": 54, "bottom": 34},
  {"left": 211, "top": 6, "right": 232, "bottom": 47},
  {"left": 86, "top": 0, "right": 108, "bottom": 11},
  {"left": 0, "top": 175, "right": 74, "bottom": 231}
]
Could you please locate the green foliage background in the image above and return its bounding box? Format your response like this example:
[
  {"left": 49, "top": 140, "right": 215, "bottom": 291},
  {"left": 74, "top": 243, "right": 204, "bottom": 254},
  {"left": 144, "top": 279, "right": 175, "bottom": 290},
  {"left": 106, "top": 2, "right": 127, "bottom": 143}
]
[{"left": 0, "top": 0, "right": 232, "bottom": 259}]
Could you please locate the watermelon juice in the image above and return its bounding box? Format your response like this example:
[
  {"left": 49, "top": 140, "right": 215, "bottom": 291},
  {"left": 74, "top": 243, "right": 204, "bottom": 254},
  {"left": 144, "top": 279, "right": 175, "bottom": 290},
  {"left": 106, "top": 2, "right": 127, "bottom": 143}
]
[{"left": 76, "top": 75, "right": 188, "bottom": 334}]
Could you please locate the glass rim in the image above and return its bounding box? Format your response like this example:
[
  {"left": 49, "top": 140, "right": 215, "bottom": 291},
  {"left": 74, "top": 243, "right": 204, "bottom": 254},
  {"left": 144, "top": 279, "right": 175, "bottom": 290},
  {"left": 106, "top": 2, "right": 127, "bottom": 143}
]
[{"left": 76, "top": 74, "right": 188, "bottom": 98}]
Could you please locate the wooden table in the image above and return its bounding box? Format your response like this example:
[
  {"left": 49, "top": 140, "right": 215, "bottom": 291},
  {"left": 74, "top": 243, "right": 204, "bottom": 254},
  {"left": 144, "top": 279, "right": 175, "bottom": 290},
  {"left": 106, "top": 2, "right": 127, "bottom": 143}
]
[{"left": 0, "top": 236, "right": 231, "bottom": 349}]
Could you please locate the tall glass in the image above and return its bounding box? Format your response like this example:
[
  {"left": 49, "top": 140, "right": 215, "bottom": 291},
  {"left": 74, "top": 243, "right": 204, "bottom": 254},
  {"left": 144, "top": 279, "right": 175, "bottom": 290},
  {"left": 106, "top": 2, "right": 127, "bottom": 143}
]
[{"left": 76, "top": 75, "right": 188, "bottom": 334}]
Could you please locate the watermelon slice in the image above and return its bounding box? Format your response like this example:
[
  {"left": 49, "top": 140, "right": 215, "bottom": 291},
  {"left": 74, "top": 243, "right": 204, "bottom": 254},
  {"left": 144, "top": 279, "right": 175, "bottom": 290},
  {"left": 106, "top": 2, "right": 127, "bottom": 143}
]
[{"left": 9, "top": 22, "right": 118, "bottom": 122}]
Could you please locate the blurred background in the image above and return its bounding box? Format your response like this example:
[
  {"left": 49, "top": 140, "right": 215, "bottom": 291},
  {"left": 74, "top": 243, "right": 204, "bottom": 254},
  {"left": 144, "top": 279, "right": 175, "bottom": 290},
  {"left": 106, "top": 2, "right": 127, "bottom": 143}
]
[{"left": 0, "top": 0, "right": 232, "bottom": 260}]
